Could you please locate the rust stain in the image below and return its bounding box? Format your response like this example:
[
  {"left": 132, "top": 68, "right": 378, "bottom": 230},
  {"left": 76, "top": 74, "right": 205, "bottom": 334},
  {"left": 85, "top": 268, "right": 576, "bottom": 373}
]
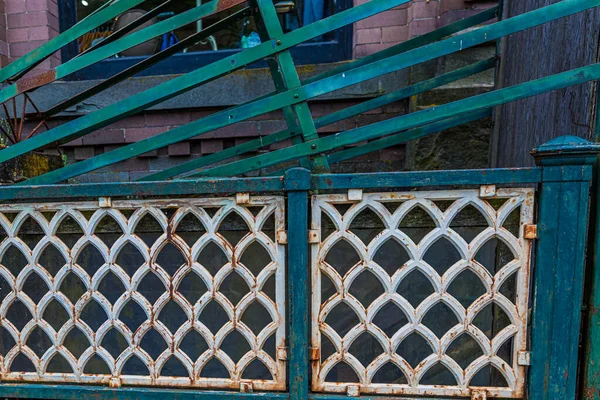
[{"left": 16, "top": 70, "right": 56, "bottom": 93}]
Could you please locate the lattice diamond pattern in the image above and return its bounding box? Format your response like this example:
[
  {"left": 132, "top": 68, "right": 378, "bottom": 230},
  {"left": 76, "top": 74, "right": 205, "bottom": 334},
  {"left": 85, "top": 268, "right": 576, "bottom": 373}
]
[
  {"left": 0, "top": 196, "right": 286, "bottom": 391},
  {"left": 311, "top": 189, "right": 534, "bottom": 398}
]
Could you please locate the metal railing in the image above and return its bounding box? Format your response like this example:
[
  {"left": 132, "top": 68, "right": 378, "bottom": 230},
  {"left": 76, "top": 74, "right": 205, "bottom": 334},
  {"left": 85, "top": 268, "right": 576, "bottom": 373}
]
[{"left": 0, "top": 136, "right": 596, "bottom": 399}]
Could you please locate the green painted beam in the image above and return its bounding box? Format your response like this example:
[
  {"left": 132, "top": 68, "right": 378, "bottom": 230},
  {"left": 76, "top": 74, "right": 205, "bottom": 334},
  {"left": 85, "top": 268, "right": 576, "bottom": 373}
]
[
  {"left": 0, "top": 0, "right": 412, "bottom": 166},
  {"left": 15, "top": 0, "right": 597, "bottom": 185},
  {"left": 0, "top": 0, "right": 145, "bottom": 82},
  {"left": 193, "top": 63, "right": 600, "bottom": 177},
  {"left": 45, "top": 7, "right": 252, "bottom": 117},
  {"left": 0, "top": 177, "right": 285, "bottom": 201},
  {"left": 145, "top": 57, "right": 495, "bottom": 181},
  {"left": 301, "top": 5, "right": 498, "bottom": 86},
  {"left": 0, "top": 0, "right": 242, "bottom": 104},
  {"left": 310, "top": 168, "right": 542, "bottom": 190},
  {"left": 265, "top": 109, "right": 492, "bottom": 176},
  {"left": 326, "top": 109, "right": 492, "bottom": 164},
  {"left": 253, "top": 0, "right": 329, "bottom": 172}
]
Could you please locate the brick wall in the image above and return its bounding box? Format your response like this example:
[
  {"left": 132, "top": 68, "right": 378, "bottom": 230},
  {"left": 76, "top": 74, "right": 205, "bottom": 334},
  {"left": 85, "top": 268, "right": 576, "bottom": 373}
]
[
  {"left": 5, "top": 0, "right": 59, "bottom": 72},
  {"left": 0, "top": 2, "right": 7, "bottom": 67},
  {"left": 354, "top": 0, "right": 497, "bottom": 58},
  {"left": 52, "top": 101, "right": 408, "bottom": 183}
]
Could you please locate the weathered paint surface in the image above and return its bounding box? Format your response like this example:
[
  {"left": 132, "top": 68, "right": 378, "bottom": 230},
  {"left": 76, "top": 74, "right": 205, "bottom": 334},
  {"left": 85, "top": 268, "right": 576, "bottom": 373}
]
[
  {"left": 0, "top": 196, "right": 287, "bottom": 391},
  {"left": 310, "top": 189, "right": 534, "bottom": 398}
]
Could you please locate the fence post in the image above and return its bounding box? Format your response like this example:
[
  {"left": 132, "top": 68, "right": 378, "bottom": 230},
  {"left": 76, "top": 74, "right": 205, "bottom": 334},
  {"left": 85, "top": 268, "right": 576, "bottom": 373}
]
[
  {"left": 529, "top": 136, "right": 600, "bottom": 400},
  {"left": 284, "top": 167, "right": 311, "bottom": 400}
]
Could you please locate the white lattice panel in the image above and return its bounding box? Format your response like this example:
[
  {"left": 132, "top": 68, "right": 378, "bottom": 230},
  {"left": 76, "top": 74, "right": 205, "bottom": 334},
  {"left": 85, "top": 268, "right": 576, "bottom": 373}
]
[
  {"left": 311, "top": 189, "right": 534, "bottom": 398},
  {"left": 0, "top": 196, "right": 286, "bottom": 391}
]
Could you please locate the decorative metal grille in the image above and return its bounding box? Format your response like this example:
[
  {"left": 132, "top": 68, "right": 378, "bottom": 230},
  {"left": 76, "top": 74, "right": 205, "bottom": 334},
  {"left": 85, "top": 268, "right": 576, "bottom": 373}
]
[
  {"left": 0, "top": 196, "right": 286, "bottom": 391},
  {"left": 310, "top": 189, "right": 534, "bottom": 398}
]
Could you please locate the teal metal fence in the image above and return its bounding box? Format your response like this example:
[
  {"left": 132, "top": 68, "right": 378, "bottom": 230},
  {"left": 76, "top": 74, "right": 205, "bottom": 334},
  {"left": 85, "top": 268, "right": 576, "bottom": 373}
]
[{"left": 0, "top": 136, "right": 595, "bottom": 399}]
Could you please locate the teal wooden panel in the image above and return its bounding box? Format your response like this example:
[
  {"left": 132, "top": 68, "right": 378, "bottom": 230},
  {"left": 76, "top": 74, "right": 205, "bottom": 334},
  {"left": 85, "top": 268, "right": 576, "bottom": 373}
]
[
  {"left": 285, "top": 169, "right": 311, "bottom": 400},
  {"left": 529, "top": 136, "right": 600, "bottom": 400}
]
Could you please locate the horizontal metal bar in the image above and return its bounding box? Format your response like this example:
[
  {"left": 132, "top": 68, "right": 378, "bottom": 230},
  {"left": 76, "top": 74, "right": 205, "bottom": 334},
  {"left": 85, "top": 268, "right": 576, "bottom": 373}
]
[
  {"left": 0, "top": 0, "right": 243, "bottom": 101},
  {"left": 0, "top": 177, "right": 284, "bottom": 202},
  {"left": 0, "top": 385, "right": 470, "bottom": 400},
  {"left": 144, "top": 57, "right": 496, "bottom": 181},
  {"left": 0, "top": 385, "right": 288, "bottom": 400},
  {"left": 195, "top": 62, "right": 600, "bottom": 177},
  {"left": 308, "top": 395, "right": 463, "bottom": 400},
  {"left": 16, "top": 0, "right": 594, "bottom": 186},
  {"left": 235, "top": 6, "right": 498, "bottom": 117},
  {"left": 75, "top": 0, "right": 174, "bottom": 58},
  {"left": 45, "top": 7, "right": 253, "bottom": 117},
  {"left": 310, "top": 168, "right": 542, "bottom": 190},
  {"left": 0, "top": 0, "right": 145, "bottom": 83},
  {"left": 326, "top": 109, "right": 493, "bottom": 164},
  {"left": 0, "top": 0, "right": 411, "bottom": 166},
  {"left": 302, "top": 5, "right": 498, "bottom": 86}
]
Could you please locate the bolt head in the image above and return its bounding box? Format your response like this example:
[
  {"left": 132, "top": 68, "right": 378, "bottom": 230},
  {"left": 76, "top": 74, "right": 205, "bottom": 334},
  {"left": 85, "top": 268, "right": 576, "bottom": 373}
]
[
  {"left": 311, "top": 144, "right": 317, "bottom": 150},
  {"left": 276, "top": 39, "right": 282, "bottom": 45}
]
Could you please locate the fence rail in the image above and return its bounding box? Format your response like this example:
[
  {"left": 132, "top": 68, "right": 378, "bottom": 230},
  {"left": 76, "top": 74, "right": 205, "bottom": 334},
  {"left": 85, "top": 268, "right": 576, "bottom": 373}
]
[{"left": 0, "top": 136, "right": 595, "bottom": 400}]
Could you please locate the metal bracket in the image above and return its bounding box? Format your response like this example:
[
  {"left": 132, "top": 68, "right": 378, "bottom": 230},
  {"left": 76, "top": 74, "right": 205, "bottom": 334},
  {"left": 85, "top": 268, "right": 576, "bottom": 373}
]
[
  {"left": 240, "top": 382, "right": 253, "bottom": 393},
  {"left": 471, "top": 389, "right": 487, "bottom": 400},
  {"left": 517, "top": 351, "right": 531, "bottom": 366},
  {"left": 109, "top": 377, "right": 122, "bottom": 388},
  {"left": 347, "top": 384, "right": 360, "bottom": 397},
  {"left": 236, "top": 192, "right": 250, "bottom": 204},
  {"left": 277, "top": 346, "right": 288, "bottom": 360},
  {"left": 479, "top": 185, "right": 496, "bottom": 198},
  {"left": 309, "top": 230, "right": 320, "bottom": 244},
  {"left": 348, "top": 189, "right": 363, "bottom": 201},
  {"left": 277, "top": 230, "right": 288, "bottom": 244},
  {"left": 99, "top": 197, "right": 112, "bottom": 208},
  {"left": 309, "top": 347, "right": 320, "bottom": 361},
  {"left": 524, "top": 224, "right": 538, "bottom": 239}
]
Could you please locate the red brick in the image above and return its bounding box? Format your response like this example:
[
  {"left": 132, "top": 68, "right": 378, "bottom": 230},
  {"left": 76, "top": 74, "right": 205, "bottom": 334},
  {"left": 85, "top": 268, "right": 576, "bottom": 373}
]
[
  {"left": 412, "top": 0, "right": 440, "bottom": 18},
  {"left": 208, "top": 121, "right": 260, "bottom": 139},
  {"left": 356, "top": 28, "right": 381, "bottom": 45},
  {"left": 48, "top": 0, "right": 58, "bottom": 17},
  {"left": 190, "top": 109, "right": 217, "bottom": 120},
  {"left": 145, "top": 111, "right": 190, "bottom": 127},
  {"left": 124, "top": 127, "right": 164, "bottom": 142},
  {"left": 200, "top": 139, "right": 224, "bottom": 154},
  {"left": 138, "top": 150, "right": 158, "bottom": 158},
  {"left": 356, "top": 9, "right": 408, "bottom": 29},
  {"left": 9, "top": 40, "right": 45, "bottom": 57},
  {"left": 82, "top": 129, "right": 125, "bottom": 145},
  {"left": 27, "top": 0, "right": 51, "bottom": 12},
  {"left": 5, "top": 0, "right": 26, "bottom": 14},
  {"left": 354, "top": 42, "right": 395, "bottom": 58},
  {"left": 0, "top": 42, "right": 8, "bottom": 57},
  {"left": 28, "top": 26, "right": 50, "bottom": 41},
  {"left": 7, "top": 12, "right": 48, "bottom": 28},
  {"left": 409, "top": 18, "right": 438, "bottom": 37},
  {"left": 106, "top": 115, "right": 145, "bottom": 130},
  {"left": 382, "top": 25, "right": 409, "bottom": 43},
  {"left": 6, "top": 28, "right": 27, "bottom": 43},
  {"left": 168, "top": 141, "right": 191, "bottom": 156}
]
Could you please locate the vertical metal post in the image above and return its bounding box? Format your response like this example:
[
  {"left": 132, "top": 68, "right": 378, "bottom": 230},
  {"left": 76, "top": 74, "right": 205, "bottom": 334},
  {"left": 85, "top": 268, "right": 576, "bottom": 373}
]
[
  {"left": 582, "top": 82, "right": 600, "bottom": 400},
  {"left": 252, "top": 0, "right": 330, "bottom": 173},
  {"left": 285, "top": 167, "right": 310, "bottom": 400},
  {"left": 529, "top": 136, "right": 600, "bottom": 400}
]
